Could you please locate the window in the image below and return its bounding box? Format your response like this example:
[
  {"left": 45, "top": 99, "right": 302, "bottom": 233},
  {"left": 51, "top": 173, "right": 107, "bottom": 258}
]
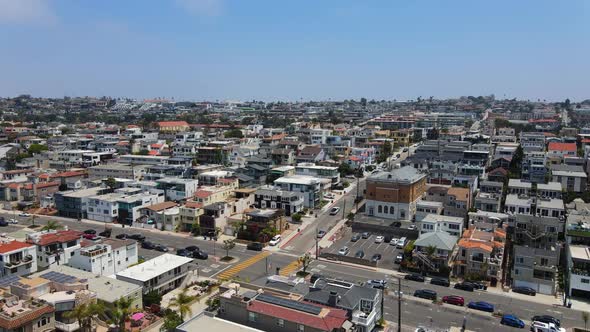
[
  {"left": 516, "top": 257, "right": 524, "bottom": 264},
  {"left": 298, "top": 324, "right": 305, "bottom": 332},
  {"left": 378, "top": 205, "right": 382, "bottom": 213},
  {"left": 390, "top": 207, "right": 394, "bottom": 214},
  {"left": 582, "top": 279, "right": 590, "bottom": 284},
  {"left": 248, "top": 312, "right": 258, "bottom": 323},
  {"left": 540, "top": 258, "right": 548, "bottom": 266},
  {"left": 277, "top": 319, "right": 284, "bottom": 327},
  {"left": 514, "top": 269, "right": 519, "bottom": 275},
  {"left": 383, "top": 206, "right": 388, "bottom": 214}
]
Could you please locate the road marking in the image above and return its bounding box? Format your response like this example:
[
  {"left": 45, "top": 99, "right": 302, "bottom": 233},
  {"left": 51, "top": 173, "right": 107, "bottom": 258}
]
[
  {"left": 210, "top": 264, "right": 220, "bottom": 268},
  {"left": 215, "top": 251, "right": 271, "bottom": 280},
  {"left": 280, "top": 259, "right": 301, "bottom": 276},
  {"left": 310, "top": 268, "right": 321, "bottom": 273},
  {"left": 201, "top": 268, "right": 212, "bottom": 273},
  {"left": 317, "top": 264, "right": 326, "bottom": 269}
]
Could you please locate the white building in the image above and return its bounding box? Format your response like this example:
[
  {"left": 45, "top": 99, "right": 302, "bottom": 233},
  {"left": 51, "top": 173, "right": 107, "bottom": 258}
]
[
  {"left": 415, "top": 200, "right": 443, "bottom": 222},
  {"left": 295, "top": 163, "right": 340, "bottom": 186},
  {"left": 156, "top": 178, "right": 199, "bottom": 201},
  {"left": 86, "top": 193, "right": 122, "bottom": 223},
  {"left": 504, "top": 194, "right": 534, "bottom": 216},
  {"left": 68, "top": 238, "right": 138, "bottom": 276},
  {"left": 88, "top": 163, "right": 148, "bottom": 181},
  {"left": 419, "top": 213, "right": 464, "bottom": 237},
  {"left": 118, "top": 154, "right": 170, "bottom": 165},
  {"left": 115, "top": 253, "right": 194, "bottom": 294},
  {"left": 274, "top": 175, "right": 322, "bottom": 208},
  {"left": 27, "top": 230, "right": 82, "bottom": 268},
  {"left": 0, "top": 240, "right": 37, "bottom": 278},
  {"left": 567, "top": 245, "right": 590, "bottom": 298}
]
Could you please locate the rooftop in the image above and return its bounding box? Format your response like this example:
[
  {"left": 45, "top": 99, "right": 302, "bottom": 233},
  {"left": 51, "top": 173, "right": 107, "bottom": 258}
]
[
  {"left": 274, "top": 175, "right": 320, "bottom": 186},
  {"left": 508, "top": 179, "right": 532, "bottom": 189},
  {"left": 414, "top": 231, "right": 458, "bottom": 251},
  {"left": 27, "top": 230, "right": 82, "bottom": 246},
  {"left": 570, "top": 245, "right": 590, "bottom": 261},
  {"left": 548, "top": 142, "right": 576, "bottom": 152},
  {"left": 0, "top": 241, "right": 33, "bottom": 254},
  {"left": 369, "top": 166, "right": 426, "bottom": 184},
  {"left": 116, "top": 253, "right": 193, "bottom": 282},
  {"left": 177, "top": 312, "right": 263, "bottom": 332}
]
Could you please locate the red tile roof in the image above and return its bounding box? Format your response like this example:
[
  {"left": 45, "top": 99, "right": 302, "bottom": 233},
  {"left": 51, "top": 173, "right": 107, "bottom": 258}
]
[
  {"left": 0, "top": 241, "right": 33, "bottom": 254},
  {"left": 0, "top": 303, "right": 54, "bottom": 330},
  {"left": 127, "top": 125, "right": 139, "bottom": 128},
  {"left": 157, "top": 121, "right": 189, "bottom": 127},
  {"left": 195, "top": 190, "right": 213, "bottom": 198},
  {"left": 29, "top": 230, "right": 82, "bottom": 246},
  {"left": 22, "top": 181, "right": 60, "bottom": 190},
  {"left": 184, "top": 201, "right": 203, "bottom": 209},
  {"left": 548, "top": 142, "right": 576, "bottom": 152},
  {"left": 248, "top": 300, "right": 348, "bottom": 331},
  {"left": 145, "top": 201, "right": 178, "bottom": 212},
  {"left": 148, "top": 150, "right": 159, "bottom": 156}
]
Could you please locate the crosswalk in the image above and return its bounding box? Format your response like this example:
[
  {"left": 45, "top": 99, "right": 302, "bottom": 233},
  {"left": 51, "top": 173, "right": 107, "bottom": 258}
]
[
  {"left": 279, "top": 259, "right": 301, "bottom": 276},
  {"left": 216, "top": 251, "right": 271, "bottom": 280}
]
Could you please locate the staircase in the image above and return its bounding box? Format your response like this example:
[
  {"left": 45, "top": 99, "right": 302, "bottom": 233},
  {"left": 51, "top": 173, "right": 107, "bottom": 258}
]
[{"left": 414, "top": 250, "right": 438, "bottom": 272}]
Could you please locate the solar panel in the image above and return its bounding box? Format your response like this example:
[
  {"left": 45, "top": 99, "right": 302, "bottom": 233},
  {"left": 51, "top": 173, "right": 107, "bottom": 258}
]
[
  {"left": 40, "top": 271, "right": 77, "bottom": 284},
  {"left": 256, "top": 294, "right": 322, "bottom": 315},
  {"left": 0, "top": 275, "right": 19, "bottom": 288}
]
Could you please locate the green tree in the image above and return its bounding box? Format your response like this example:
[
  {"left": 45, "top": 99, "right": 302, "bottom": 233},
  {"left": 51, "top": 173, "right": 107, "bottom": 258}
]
[
  {"left": 160, "top": 310, "right": 183, "bottom": 332},
  {"left": 298, "top": 252, "right": 313, "bottom": 274},
  {"left": 224, "top": 129, "right": 244, "bottom": 138},
  {"left": 191, "top": 221, "right": 201, "bottom": 236},
  {"left": 338, "top": 162, "right": 354, "bottom": 176},
  {"left": 222, "top": 239, "right": 236, "bottom": 258},
  {"left": 143, "top": 290, "right": 162, "bottom": 307},
  {"left": 113, "top": 297, "right": 134, "bottom": 332},
  {"left": 104, "top": 177, "right": 117, "bottom": 190},
  {"left": 64, "top": 302, "right": 104, "bottom": 332},
  {"left": 169, "top": 289, "right": 195, "bottom": 322},
  {"left": 41, "top": 220, "right": 63, "bottom": 231},
  {"left": 27, "top": 143, "right": 48, "bottom": 155},
  {"left": 137, "top": 149, "right": 150, "bottom": 155},
  {"left": 291, "top": 213, "right": 302, "bottom": 223}
]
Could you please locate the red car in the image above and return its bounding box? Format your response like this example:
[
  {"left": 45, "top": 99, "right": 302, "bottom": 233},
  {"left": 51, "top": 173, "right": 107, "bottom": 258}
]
[
  {"left": 82, "top": 233, "right": 97, "bottom": 240},
  {"left": 442, "top": 295, "right": 464, "bottom": 306}
]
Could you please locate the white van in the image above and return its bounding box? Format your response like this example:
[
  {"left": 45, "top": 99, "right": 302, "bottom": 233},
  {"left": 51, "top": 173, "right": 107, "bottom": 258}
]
[{"left": 396, "top": 237, "right": 407, "bottom": 249}]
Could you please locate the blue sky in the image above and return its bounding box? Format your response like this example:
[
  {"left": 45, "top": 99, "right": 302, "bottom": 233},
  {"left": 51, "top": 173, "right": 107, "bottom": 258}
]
[{"left": 0, "top": 0, "right": 588, "bottom": 101}]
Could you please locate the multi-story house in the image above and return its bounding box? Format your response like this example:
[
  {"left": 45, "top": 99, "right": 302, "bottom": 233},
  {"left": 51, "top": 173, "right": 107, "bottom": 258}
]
[
  {"left": 520, "top": 132, "right": 546, "bottom": 152},
  {"left": 115, "top": 253, "right": 194, "bottom": 294},
  {"left": 508, "top": 179, "right": 532, "bottom": 196},
  {"left": 254, "top": 186, "right": 305, "bottom": 216},
  {"left": 68, "top": 238, "right": 138, "bottom": 276},
  {"left": 26, "top": 230, "right": 82, "bottom": 269},
  {"left": 179, "top": 201, "right": 203, "bottom": 232},
  {"left": 564, "top": 200, "right": 590, "bottom": 299},
  {"left": 155, "top": 178, "right": 199, "bottom": 201},
  {"left": 479, "top": 180, "right": 503, "bottom": 194},
  {"left": 537, "top": 182, "right": 562, "bottom": 199},
  {"left": 413, "top": 231, "right": 458, "bottom": 271},
  {"left": 428, "top": 160, "right": 457, "bottom": 185},
  {"left": 54, "top": 187, "right": 108, "bottom": 219},
  {"left": 0, "top": 294, "right": 55, "bottom": 332},
  {"left": 274, "top": 175, "right": 322, "bottom": 209},
  {"left": 119, "top": 154, "right": 170, "bottom": 165},
  {"left": 454, "top": 227, "right": 505, "bottom": 283},
  {"left": 0, "top": 241, "right": 37, "bottom": 278},
  {"left": 551, "top": 164, "right": 588, "bottom": 193},
  {"left": 535, "top": 197, "right": 565, "bottom": 218},
  {"left": 139, "top": 201, "right": 180, "bottom": 231},
  {"left": 156, "top": 121, "right": 190, "bottom": 133},
  {"left": 505, "top": 194, "right": 534, "bottom": 216},
  {"left": 295, "top": 163, "right": 340, "bottom": 187},
  {"left": 415, "top": 200, "right": 443, "bottom": 222},
  {"left": 444, "top": 187, "right": 471, "bottom": 218},
  {"left": 512, "top": 215, "right": 562, "bottom": 295},
  {"left": 547, "top": 142, "right": 577, "bottom": 162},
  {"left": 296, "top": 146, "right": 326, "bottom": 164},
  {"left": 522, "top": 151, "right": 547, "bottom": 183},
  {"left": 88, "top": 163, "right": 148, "bottom": 181},
  {"left": 418, "top": 214, "right": 464, "bottom": 237},
  {"left": 474, "top": 192, "right": 502, "bottom": 213},
  {"left": 365, "top": 166, "right": 427, "bottom": 221}
]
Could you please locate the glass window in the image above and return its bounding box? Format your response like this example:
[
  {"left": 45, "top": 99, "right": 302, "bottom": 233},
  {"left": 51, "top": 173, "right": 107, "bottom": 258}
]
[
  {"left": 298, "top": 324, "right": 305, "bottom": 332},
  {"left": 277, "top": 319, "right": 284, "bottom": 327},
  {"left": 248, "top": 312, "right": 258, "bottom": 322}
]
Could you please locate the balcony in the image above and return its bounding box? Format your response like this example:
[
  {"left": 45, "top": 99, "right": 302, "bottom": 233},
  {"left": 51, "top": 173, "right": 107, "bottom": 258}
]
[
  {"left": 352, "top": 309, "right": 377, "bottom": 327},
  {"left": 55, "top": 320, "right": 80, "bottom": 332},
  {"left": 567, "top": 223, "right": 590, "bottom": 238}
]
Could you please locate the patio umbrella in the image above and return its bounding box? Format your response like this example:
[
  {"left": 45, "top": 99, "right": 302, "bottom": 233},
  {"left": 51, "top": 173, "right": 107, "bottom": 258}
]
[{"left": 131, "top": 313, "right": 145, "bottom": 321}]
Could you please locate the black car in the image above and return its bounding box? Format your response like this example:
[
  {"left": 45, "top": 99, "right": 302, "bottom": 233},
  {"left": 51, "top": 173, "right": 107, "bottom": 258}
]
[
  {"left": 192, "top": 250, "right": 208, "bottom": 260},
  {"left": 384, "top": 235, "right": 392, "bottom": 243},
  {"left": 176, "top": 249, "right": 191, "bottom": 257},
  {"left": 371, "top": 254, "right": 382, "bottom": 262},
  {"left": 115, "top": 234, "right": 127, "bottom": 239},
  {"left": 141, "top": 241, "right": 155, "bottom": 250},
  {"left": 404, "top": 274, "right": 425, "bottom": 282},
  {"left": 361, "top": 232, "right": 370, "bottom": 239},
  {"left": 355, "top": 250, "right": 365, "bottom": 259},
  {"left": 185, "top": 246, "right": 200, "bottom": 252},
  {"left": 98, "top": 230, "right": 111, "bottom": 238},
  {"left": 310, "top": 274, "right": 324, "bottom": 284},
  {"left": 84, "top": 229, "right": 97, "bottom": 235},
  {"left": 531, "top": 315, "right": 561, "bottom": 327},
  {"left": 414, "top": 289, "right": 437, "bottom": 300},
  {"left": 393, "top": 221, "right": 402, "bottom": 227},
  {"left": 247, "top": 242, "right": 264, "bottom": 251},
  {"left": 154, "top": 244, "right": 169, "bottom": 252},
  {"left": 430, "top": 278, "right": 450, "bottom": 287},
  {"left": 128, "top": 234, "right": 146, "bottom": 242},
  {"left": 351, "top": 234, "right": 361, "bottom": 242},
  {"left": 454, "top": 282, "right": 475, "bottom": 292},
  {"left": 0, "top": 220, "right": 8, "bottom": 227},
  {"left": 512, "top": 286, "right": 536, "bottom": 296},
  {"left": 468, "top": 281, "right": 488, "bottom": 291}
]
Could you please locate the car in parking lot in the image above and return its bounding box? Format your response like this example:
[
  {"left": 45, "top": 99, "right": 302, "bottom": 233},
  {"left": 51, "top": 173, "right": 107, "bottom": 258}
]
[
  {"left": 531, "top": 315, "right": 561, "bottom": 328},
  {"left": 98, "top": 229, "right": 111, "bottom": 237},
  {"left": 413, "top": 289, "right": 437, "bottom": 300},
  {"left": 269, "top": 235, "right": 281, "bottom": 246},
  {"left": 329, "top": 207, "right": 341, "bottom": 215},
  {"left": 396, "top": 237, "right": 407, "bottom": 249},
  {"left": 0, "top": 220, "right": 8, "bottom": 227},
  {"left": 82, "top": 233, "right": 97, "bottom": 240},
  {"left": 141, "top": 241, "right": 155, "bottom": 250},
  {"left": 404, "top": 274, "right": 425, "bottom": 282},
  {"left": 468, "top": 281, "right": 488, "bottom": 290},
  {"left": 390, "top": 238, "right": 399, "bottom": 246},
  {"left": 530, "top": 321, "right": 564, "bottom": 332},
  {"left": 467, "top": 301, "right": 494, "bottom": 313},
  {"left": 361, "top": 232, "right": 370, "bottom": 239},
  {"left": 442, "top": 295, "right": 464, "bottom": 306},
  {"left": 501, "top": 314, "right": 525, "bottom": 328},
  {"left": 408, "top": 224, "right": 417, "bottom": 230},
  {"left": 375, "top": 236, "right": 384, "bottom": 243},
  {"left": 512, "top": 286, "right": 536, "bottom": 296},
  {"left": 247, "top": 242, "right": 264, "bottom": 251},
  {"left": 154, "top": 244, "right": 169, "bottom": 252},
  {"left": 351, "top": 234, "right": 361, "bottom": 242},
  {"left": 430, "top": 278, "right": 450, "bottom": 287},
  {"left": 323, "top": 193, "right": 335, "bottom": 200},
  {"left": 454, "top": 282, "right": 475, "bottom": 292},
  {"left": 338, "top": 246, "right": 350, "bottom": 255},
  {"left": 18, "top": 212, "right": 31, "bottom": 217},
  {"left": 8, "top": 219, "right": 18, "bottom": 224},
  {"left": 192, "top": 250, "right": 208, "bottom": 260},
  {"left": 394, "top": 253, "right": 404, "bottom": 264},
  {"left": 317, "top": 230, "right": 327, "bottom": 238},
  {"left": 384, "top": 235, "right": 392, "bottom": 243},
  {"left": 371, "top": 253, "right": 382, "bottom": 262},
  {"left": 354, "top": 250, "right": 365, "bottom": 259},
  {"left": 392, "top": 221, "right": 402, "bottom": 227},
  {"left": 366, "top": 279, "right": 387, "bottom": 289}
]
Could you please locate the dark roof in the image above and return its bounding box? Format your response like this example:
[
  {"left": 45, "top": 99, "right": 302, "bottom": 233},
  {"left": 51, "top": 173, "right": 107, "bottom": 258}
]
[
  {"left": 304, "top": 278, "right": 379, "bottom": 310},
  {"left": 204, "top": 202, "right": 225, "bottom": 211}
]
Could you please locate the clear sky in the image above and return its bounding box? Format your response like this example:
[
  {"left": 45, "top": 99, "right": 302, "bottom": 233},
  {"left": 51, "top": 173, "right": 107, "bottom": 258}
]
[{"left": 0, "top": 0, "right": 588, "bottom": 101}]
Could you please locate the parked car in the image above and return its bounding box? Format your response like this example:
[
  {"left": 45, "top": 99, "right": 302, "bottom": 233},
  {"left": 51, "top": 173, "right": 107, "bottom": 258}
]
[
  {"left": 329, "top": 207, "right": 341, "bottom": 215},
  {"left": 414, "top": 289, "right": 437, "bottom": 301},
  {"left": 128, "top": 234, "right": 146, "bottom": 241},
  {"left": 84, "top": 229, "right": 97, "bottom": 235},
  {"left": 184, "top": 246, "right": 199, "bottom": 252},
  {"left": 467, "top": 301, "right": 494, "bottom": 313},
  {"left": 176, "top": 249, "right": 191, "bottom": 257},
  {"left": 0, "top": 220, "right": 8, "bottom": 227},
  {"left": 323, "top": 193, "right": 335, "bottom": 200},
  {"left": 468, "top": 281, "right": 488, "bottom": 290},
  {"left": 430, "top": 278, "right": 450, "bottom": 287},
  {"left": 154, "top": 244, "right": 169, "bottom": 252},
  {"left": 141, "top": 241, "right": 155, "bottom": 250},
  {"left": 531, "top": 315, "right": 561, "bottom": 328},
  {"left": 247, "top": 242, "right": 263, "bottom": 251},
  {"left": 393, "top": 221, "right": 402, "bottom": 227},
  {"left": 351, "top": 234, "right": 361, "bottom": 242},
  {"left": 403, "top": 148, "right": 409, "bottom": 152},
  {"left": 192, "top": 250, "right": 208, "bottom": 260},
  {"left": 361, "top": 232, "right": 370, "bottom": 239},
  {"left": 115, "top": 234, "right": 127, "bottom": 239},
  {"left": 454, "top": 282, "right": 475, "bottom": 292},
  {"left": 317, "top": 230, "right": 327, "bottom": 238},
  {"left": 338, "top": 246, "right": 350, "bottom": 255},
  {"left": 500, "top": 314, "right": 525, "bottom": 328},
  {"left": 310, "top": 274, "right": 324, "bottom": 284},
  {"left": 375, "top": 236, "right": 384, "bottom": 243},
  {"left": 512, "top": 286, "right": 536, "bottom": 296},
  {"left": 371, "top": 253, "right": 382, "bottom": 262},
  {"left": 354, "top": 250, "right": 365, "bottom": 259},
  {"left": 390, "top": 238, "right": 399, "bottom": 246},
  {"left": 269, "top": 235, "right": 281, "bottom": 246},
  {"left": 8, "top": 219, "right": 18, "bottom": 224},
  {"left": 530, "top": 321, "right": 565, "bottom": 332},
  {"left": 396, "top": 237, "right": 407, "bottom": 249},
  {"left": 408, "top": 224, "right": 417, "bottom": 230},
  {"left": 442, "top": 295, "right": 464, "bottom": 306},
  {"left": 366, "top": 279, "right": 387, "bottom": 289},
  {"left": 98, "top": 229, "right": 111, "bottom": 237},
  {"left": 18, "top": 212, "right": 31, "bottom": 217},
  {"left": 404, "top": 274, "right": 425, "bottom": 282},
  {"left": 82, "top": 233, "right": 97, "bottom": 240},
  {"left": 384, "top": 235, "right": 392, "bottom": 243},
  {"left": 394, "top": 253, "right": 404, "bottom": 264}
]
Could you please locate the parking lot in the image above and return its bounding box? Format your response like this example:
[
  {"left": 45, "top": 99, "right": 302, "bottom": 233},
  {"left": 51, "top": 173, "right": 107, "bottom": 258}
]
[{"left": 323, "top": 228, "right": 404, "bottom": 267}]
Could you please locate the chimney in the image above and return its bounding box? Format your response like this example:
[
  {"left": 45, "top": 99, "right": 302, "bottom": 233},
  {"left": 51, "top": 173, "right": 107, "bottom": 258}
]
[{"left": 328, "top": 291, "right": 338, "bottom": 307}]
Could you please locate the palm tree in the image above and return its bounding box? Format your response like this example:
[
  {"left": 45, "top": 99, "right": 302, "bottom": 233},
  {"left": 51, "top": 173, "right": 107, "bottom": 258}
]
[
  {"left": 169, "top": 289, "right": 195, "bottom": 322},
  {"left": 64, "top": 302, "right": 104, "bottom": 332},
  {"left": 41, "top": 220, "right": 63, "bottom": 231},
  {"left": 113, "top": 297, "right": 134, "bottom": 332}
]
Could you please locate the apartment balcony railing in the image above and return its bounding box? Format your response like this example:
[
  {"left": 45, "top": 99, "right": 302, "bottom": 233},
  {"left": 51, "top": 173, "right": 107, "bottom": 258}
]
[{"left": 352, "top": 309, "right": 377, "bottom": 327}]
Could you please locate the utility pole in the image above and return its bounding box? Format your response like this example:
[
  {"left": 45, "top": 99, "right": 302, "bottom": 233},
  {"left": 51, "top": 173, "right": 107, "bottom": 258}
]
[
  {"left": 342, "top": 199, "right": 346, "bottom": 220},
  {"left": 355, "top": 176, "right": 360, "bottom": 211},
  {"left": 315, "top": 226, "right": 319, "bottom": 259},
  {"left": 398, "top": 277, "right": 402, "bottom": 332}
]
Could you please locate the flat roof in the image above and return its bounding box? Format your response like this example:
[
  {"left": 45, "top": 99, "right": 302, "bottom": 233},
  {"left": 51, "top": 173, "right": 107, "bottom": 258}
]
[
  {"left": 421, "top": 213, "right": 464, "bottom": 223},
  {"left": 508, "top": 179, "right": 532, "bottom": 189},
  {"left": 537, "top": 182, "right": 562, "bottom": 191},
  {"left": 177, "top": 312, "right": 264, "bottom": 332},
  {"left": 570, "top": 245, "right": 590, "bottom": 261},
  {"left": 59, "top": 187, "right": 104, "bottom": 198},
  {"left": 536, "top": 198, "right": 564, "bottom": 210},
  {"left": 274, "top": 175, "right": 320, "bottom": 185},
  {"left": 116, "top": 253, "right": 193, "bottom": 282}
]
